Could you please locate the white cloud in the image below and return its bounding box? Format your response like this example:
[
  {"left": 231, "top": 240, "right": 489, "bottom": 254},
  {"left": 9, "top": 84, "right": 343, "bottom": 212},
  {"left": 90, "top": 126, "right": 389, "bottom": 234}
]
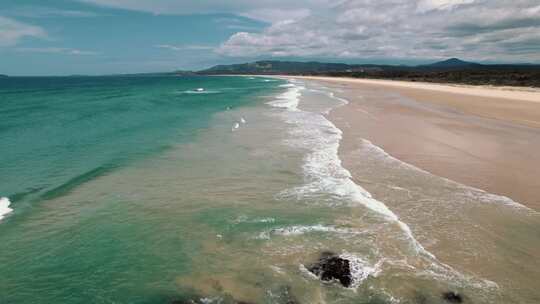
[
  {"left": 240, "top": 9, "right": 312, "bottom": 23},
  {"left": 72, "top": 0, "right": 540, "bottom": 62},
  {"left": 155, "top": 44, "right": 214, "bottom": 51},
  {"left": 16, "top": 47, "right": 99, "bottom": 56},
  {"left": 416, "top": 0, "right": 476, "bottom": 13},
  {"left": 78, "top": 0, "right": 331, "bottom": 22},
  {"left": 218, "top": 0, "right": 540, "bottom": 62},
  {"left": 0, "top": 16, "right": 47, "bottom": 47}
]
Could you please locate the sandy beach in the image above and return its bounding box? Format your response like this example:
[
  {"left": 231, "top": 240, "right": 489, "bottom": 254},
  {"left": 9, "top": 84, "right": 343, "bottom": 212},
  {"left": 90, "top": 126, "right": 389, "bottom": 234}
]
[{"left": 288, "top": 76, "right": 540, "bottom": 210}]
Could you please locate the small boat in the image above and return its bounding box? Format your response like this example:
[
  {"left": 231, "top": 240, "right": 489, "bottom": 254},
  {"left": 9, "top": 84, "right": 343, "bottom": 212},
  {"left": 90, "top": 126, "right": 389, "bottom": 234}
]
[
  {"left": 240, "top": 117, "right": 246, "bottom": 124},
  {"left": 196, "top": 88, "right": 204, "bottom": 92}
]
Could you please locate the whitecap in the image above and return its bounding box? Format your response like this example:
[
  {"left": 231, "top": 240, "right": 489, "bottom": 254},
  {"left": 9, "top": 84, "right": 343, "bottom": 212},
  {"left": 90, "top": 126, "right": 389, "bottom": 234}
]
[
  {"left": 179, "top": 89, "right": 221, "bottom": 94},
  {"left": 339, "top": 252, "right": 382, "bottom": 288},
  {"left": 267, "top": 85, "right": 304, "bottom": 111},
  {"left": 199, "top": 297, "right": 222, "bottom": 304},
  {"left": 233, "top": 215, "right": 275, "bottom": 224},
  {"left": 257, "top": 224, "right": 366, "bottom": 239},
  {"left": 0, "top": 197, "right": 13, "bottom": 221}
]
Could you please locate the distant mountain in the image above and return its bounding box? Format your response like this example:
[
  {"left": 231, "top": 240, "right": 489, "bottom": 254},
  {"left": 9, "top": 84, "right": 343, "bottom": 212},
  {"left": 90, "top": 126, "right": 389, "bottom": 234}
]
[
  {"left": 422, "top": 58, "right": 482, "bottom": 69},
  {"left": 200, "top": 58, "right": 494, "bottom": 75},
  {"left": 201, "top": 59, "right": 487, "bottom": 75},
  {"left": 198, "top": 59, "right": 540, "bottom": 87},
  {"left": 0, "top": 74, "right": 8, "bottom": 78},
  {"left": 200, "top": 60, "right": 376, "bottom": 75},
  {"left": 170, "top": 70, "right": 198, "bottom": 76}
]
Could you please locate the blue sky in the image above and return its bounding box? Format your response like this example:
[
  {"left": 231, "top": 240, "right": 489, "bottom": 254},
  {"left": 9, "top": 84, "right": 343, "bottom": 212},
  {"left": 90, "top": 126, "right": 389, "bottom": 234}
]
[
  {"left": 0, "top": 0, "right": 267, "bottom": 75},
  {"left": 1, "top": 0, "right": 539, "bottom": 75}
]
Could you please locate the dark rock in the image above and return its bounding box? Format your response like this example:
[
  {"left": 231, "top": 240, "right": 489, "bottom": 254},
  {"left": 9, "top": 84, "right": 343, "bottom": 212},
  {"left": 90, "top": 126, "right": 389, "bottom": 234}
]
[
  {"left": 307, "top": 252, "right": 353, "bottom": 287},
  {"left": 442, "top": 291, "right": 463, "bottom": 303}
]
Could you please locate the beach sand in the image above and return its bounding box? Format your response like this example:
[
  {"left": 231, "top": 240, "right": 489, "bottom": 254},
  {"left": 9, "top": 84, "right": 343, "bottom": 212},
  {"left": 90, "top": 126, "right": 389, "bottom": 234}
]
[{"left": 289, "top": 76, "right": 540, "bottom": 210}]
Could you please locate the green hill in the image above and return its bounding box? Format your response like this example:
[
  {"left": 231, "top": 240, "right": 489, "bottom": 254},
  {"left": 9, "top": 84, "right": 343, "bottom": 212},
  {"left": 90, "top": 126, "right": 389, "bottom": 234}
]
[{"left": 198, "top": 59, "right": 540, "bottom": 87}]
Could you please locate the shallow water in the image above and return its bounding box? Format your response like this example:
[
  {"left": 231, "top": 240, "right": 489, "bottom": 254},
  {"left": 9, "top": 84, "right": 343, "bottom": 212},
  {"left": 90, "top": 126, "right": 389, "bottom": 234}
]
[{"left": 1, "top": 76, "right": 538, "bottom": 303}]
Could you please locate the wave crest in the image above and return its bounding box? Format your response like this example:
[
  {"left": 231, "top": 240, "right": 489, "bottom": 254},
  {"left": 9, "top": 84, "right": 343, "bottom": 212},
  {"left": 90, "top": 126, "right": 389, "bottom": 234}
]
[{"left": 0, "top": 197, "right": 13, "bottom": 221}]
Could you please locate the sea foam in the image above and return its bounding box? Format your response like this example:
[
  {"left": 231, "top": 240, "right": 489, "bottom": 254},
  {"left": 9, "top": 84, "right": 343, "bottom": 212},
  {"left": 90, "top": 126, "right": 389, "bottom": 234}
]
[
  {"left": 360, "top": 139, "right": 534, "bottom": 212},
  {"left": 269, "top": 82, "right": 437, "bottom": 258},
  {"left": 179, "top": 89, "right": 221, "bottom": 94},
  {"left": 267, "top": 85, "right": 303, "bottom": 111},
  {"left": 0, "top": 197, "right": 13, "bottom": 221},
  {"left": 340, "top": 252, "right": 382, "bottom": 288},
  {"left": 257, "top": 224, "right": 366, "bottom": 239}
]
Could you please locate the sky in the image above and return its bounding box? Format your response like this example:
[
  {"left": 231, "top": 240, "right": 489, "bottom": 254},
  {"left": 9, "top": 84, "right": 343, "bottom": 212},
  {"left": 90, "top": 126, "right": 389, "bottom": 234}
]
[{"left": 0, "top": 0, "right": 539, "bottom": 75}]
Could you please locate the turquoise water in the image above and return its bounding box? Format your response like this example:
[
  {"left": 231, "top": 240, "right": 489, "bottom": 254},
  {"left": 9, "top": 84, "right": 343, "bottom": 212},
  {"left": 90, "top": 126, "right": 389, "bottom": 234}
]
[
  {"left": 1, "top": 76, "right": 538, "bottom": 304},
  {"left": 1, "top": 76, "right": 278, "bottom": 206},
  {"left": 0, "top": 76, "right": 284, "bottom": 303}
]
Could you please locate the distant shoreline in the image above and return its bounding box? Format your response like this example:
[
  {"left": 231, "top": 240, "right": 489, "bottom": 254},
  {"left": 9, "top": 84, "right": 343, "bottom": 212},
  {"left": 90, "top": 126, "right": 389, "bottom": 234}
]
[{"left": 269, "top": 75, "right": 540, "bottom": 103}]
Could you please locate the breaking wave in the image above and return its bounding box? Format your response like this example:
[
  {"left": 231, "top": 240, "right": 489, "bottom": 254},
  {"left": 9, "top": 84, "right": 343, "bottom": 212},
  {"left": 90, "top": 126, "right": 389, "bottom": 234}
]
[{"left": 0, "top": 197, "right": 13, "bottom": 222}]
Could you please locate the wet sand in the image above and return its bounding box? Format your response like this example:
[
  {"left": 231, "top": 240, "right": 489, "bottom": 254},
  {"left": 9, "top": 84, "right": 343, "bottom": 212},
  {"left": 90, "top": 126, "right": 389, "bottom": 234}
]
[{"left": 289, "top": 76, "right": 540, "bottom": 210}]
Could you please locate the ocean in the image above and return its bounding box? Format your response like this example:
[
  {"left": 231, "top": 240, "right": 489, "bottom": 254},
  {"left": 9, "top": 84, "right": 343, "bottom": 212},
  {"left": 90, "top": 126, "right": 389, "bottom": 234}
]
[{"left": 0, "top": 75, "right": 538, "bottom": 304}]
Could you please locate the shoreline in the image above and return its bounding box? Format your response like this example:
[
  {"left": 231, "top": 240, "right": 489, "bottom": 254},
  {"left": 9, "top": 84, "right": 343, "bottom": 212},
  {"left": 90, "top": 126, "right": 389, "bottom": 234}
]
[
  {"left": 285, "top": 76, "right": 540, "bottom": 101},
  {"left": 268, "top": 75, "right": 540, "bottom": 128},
  {"left": 250, "top": 75, "right": 540, "bottom": 100},
  {"left": 287, "top": 76, "right": 540, "bottom": 210}
]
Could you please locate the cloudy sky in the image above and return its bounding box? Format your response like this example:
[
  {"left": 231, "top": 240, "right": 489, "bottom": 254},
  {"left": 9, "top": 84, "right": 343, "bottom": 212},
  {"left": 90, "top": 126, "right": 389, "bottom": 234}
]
[{"left": 1, "top": 0, "right": 539, "bottom": 75}]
